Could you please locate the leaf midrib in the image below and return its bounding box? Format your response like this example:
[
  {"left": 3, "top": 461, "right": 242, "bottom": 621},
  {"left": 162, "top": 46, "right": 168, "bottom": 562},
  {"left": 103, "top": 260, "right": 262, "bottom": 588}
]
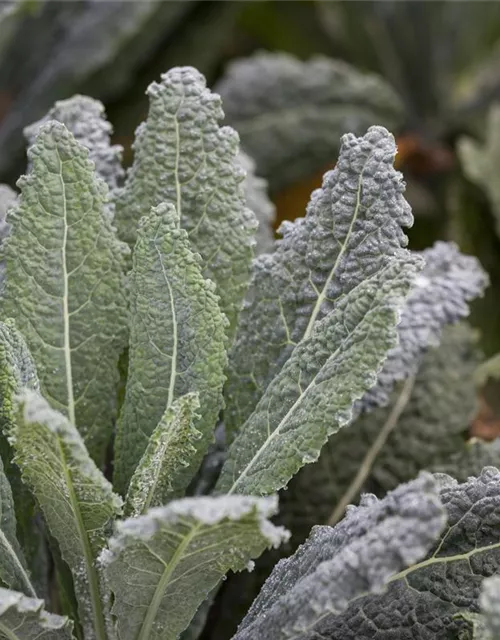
[
  {"left": 0, "top": 619, "right": 21, "bottom": 640},
  {"left": 56, "top": 436, "right": 107, "bottom": 640}
]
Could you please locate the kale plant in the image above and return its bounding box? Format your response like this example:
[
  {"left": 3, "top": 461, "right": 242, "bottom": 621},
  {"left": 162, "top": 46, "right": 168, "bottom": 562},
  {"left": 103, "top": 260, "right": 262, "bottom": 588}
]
[{"left": 0, "top": 64, "right": 497, "bottom": 640}]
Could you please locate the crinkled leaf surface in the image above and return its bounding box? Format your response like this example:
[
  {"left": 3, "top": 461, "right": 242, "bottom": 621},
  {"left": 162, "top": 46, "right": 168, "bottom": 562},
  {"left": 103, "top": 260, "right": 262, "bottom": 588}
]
[
  {"left": 458, "top": 105, "right": 500, "bottom": 239},
  {"left": 233, "top": 473, "right": 445, "bottom": 640},
  {"left": 217, "top": 258, "right": 418, "bottom": 497},
  {"left": 114, "top": 66, "right": 256, "bottom": 338},
  {"left": 24, "top": 94, "right": 124, "bottom": 206},
  {"left": 305, "top": 468, "right": 500, "bottom": 639},
  {"left": 0, "top": 587, "right": 73, "bottom": 640},
  {"left": 103, "top": 495, "right": 289, "bottom": 640},
  {"left": 0, "top": 457, "right": 34, "bottom": 597},
  {"left": 238, "top": 151, "right": 275, "bottom": 255},
  {"left": 11, "top": 390, "right": 123, "bottom": 640},
  {"left": 362, "top": 241, "right": 487, "bottom": 409},
  {"left": 125, "top": 393, "right": 202, "bottom": 517},
  {"left": 215, "top": 52, "right": 403, "bottom": 191},
  {"left": 4, "top": 121, "right": 128, "bottom": 463},
  {"left": 225, "top": 126, "right": 415, "bottom": 440},
  {"left": 280, "top": 322, "right": 480, "bottom": 545},
  {"left": 114, "top": 203, "right": 227, "bottom": 495}
]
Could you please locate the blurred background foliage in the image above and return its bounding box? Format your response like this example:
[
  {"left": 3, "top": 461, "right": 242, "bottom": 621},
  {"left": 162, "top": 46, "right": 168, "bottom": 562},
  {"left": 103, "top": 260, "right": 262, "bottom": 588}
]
[{"left": 2, "top": 0, "right": 500, "bottom": 438}]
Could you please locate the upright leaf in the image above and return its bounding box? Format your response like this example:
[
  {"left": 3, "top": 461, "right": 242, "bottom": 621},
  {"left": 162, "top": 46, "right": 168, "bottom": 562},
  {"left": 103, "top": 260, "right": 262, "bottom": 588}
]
[
  {"left": 0, "top": 457, "right": 35, "bottom": 597},
  {"left": 233, "top": 473, "right": 445, "bottom": 640},
  {"left": 215, "top": 52, "right": 403, "bottom": 191},
  {"left": 102, "top": 495, "right": 289, "bottom": 640},
  {"left": 217, "top": 258, "right": 419, "bottom": 497},
  {"left": 0, "top": 587, "right": 73, "bottom": 640},
  {"left": 300, "top": 468, "right": 500, "bottom": 639},
  {"left": 114, "top": 66, "right": 257, "bottom": 338},
  {"left": 11, "top": 390, "right": 123, "bottom": 640},
  {"left": 125, "top": 393, "right": 202, "bottom": 517},
  {"left": 224, "top": 126, "right": 415, "bottom": 441},
  {"left": 114, "top": 204, "right": 227, "bottom": 495},
  {"left": 4, "top": 121, "right": 128, "bottom": 463},
  {"left": 25, "top": 94, "right": 124, "bottom": 208}
]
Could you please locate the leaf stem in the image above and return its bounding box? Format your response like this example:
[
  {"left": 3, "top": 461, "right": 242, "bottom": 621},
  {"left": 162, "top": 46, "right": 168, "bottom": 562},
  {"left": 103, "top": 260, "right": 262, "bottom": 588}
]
[{"left": 327, "top": 374, "right": 416, "bottom": 526}]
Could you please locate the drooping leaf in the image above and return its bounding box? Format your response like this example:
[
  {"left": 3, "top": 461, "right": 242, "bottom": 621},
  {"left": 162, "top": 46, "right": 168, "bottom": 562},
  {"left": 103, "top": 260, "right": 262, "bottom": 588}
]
[
  {"left": 215, "top": 52, "right": 403, "bottom": 192},
  {"left": 114, "top": 66, "right": 257, "bottom": 338},
  {"left": 0, "top": 587, "right": 74, "bottom": 640},
  {"left": 0, "top": 457, "right": 35, "bottom": 597},
  {"left": 217, "top": 258, "right": 419, "bottom": 497},
  {"left": 295, "top": 467, "right": 500, "bottom": 639},
  {"left": 224, "top": 126, "right": 415, "bottom": 441},
  {"left": 233, "top": 472, "right": 445, "bottom": 640},
  {"left": 114, "top": 203, "right": 227, "bottom": 495},
  {"left": 458, "top": 105, "right": 500, "bottom": 239},
  {"left": 281, "top": 322, "right": 480, "bottom": 543},
  {"left": 125, "top": 393, "right": 202, "bottom": 517},
  {"left": 11, "top": 389, "right": 123, "bottom": 640},
  {"left": 238, "top": 151, "right": 275, "bottom": 255},
  {"left": 24, "top": 94, "right": 124, "bottom": 206},
  {"left": 3, "top": 121, "right": 128, "bottom": 463},
  {"left": 102, "top": 495, "right": 289, "bottom": 640}
]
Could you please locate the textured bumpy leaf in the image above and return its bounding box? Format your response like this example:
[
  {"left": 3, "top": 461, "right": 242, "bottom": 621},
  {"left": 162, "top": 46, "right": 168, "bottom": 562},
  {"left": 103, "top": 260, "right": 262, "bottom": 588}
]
[
  {"left": 215, "top": 52, "right": 403, "bottom": 191},
  {"left": 114, "top": 204, "right": 227, "bottom": 495},
  {"left": 362, "top": 241, "right": 487, "bottom": 409},
  {"left": 233, "top": 473, "right": 445, "bottom": 640},
  {"left": 3, "top": 121, "right": 128, "bottom": 463},
  {"left": 304, "top": 468, "right": 500, "bottom": 639},
  {"left": 217, "top": 258, "right": 418, "bottom": 497},
  {"left": 238, "top": 151, "right": 275, "bottom": 255},
  {"left": 281, "top": 322, "right": 480, "bottom": 543},
  {"left": 0, "top": 458, "right": 34, "bottom": 597},
  {"left": 11, "top": 390, "right": 123, "bottom": 640},
  {"left": 0, "top": 587, "right": 73, "bottom": 639},
  {"left": 24, "top": 94, "right": 124, "bottom": 208},
  {"left": 114, "top": 66, "right": 257, "bottom": 337},
  {"left": 125, "top": 393, "right": 202, "bottom": 517},
  {"left": 224, "top": 126, "right": 415, "bottom": 440},
  {"left": 103, "top": 495, "right": 289, "bottom": 640},
  {"left": 458, "top": 105, "right": 500, "bottom": 239}
]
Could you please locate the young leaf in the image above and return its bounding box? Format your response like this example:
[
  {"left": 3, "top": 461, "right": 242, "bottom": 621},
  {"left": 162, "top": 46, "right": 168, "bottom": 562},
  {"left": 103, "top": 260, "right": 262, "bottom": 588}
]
[
  {"left": 102, "top": 495, "right": 289, "bottom": 640},
  {"left": 3, "top": 121, "right": 128, "bottom": 463},
  {"left": 224, "top": 126, "right": 415, "bottom": 441},
  {"left": 114, "top": 66, "right": 257, "bottom": 338},
  {"left": 238, "top": 151, "right": 275, "bottom": 255},
  {"left": 11, "top": 389, "right": 123, "bottom": 640},
  {"left": 0, "top": 457, "right": 35, "bottom": 597},
  {"left": 217, "top": 257, "right": 419, "bottom": 497},
  {"left": 24, "top": 95, "right": 124, "bottom": 203},
  {"left": 124, "top": 393, "right": 202, "bottom": 517},
  {"left": 114, "top": 204, "right": 227, "bottom": 495},
  {"left": 233, "top": 473, "right": 445, "bottom": 640},
  {"left": 301, "top": 467, "right": 500, "bottom": 639},
  {"left": 0, "top": 587, "right": 74, "bottom": 639},
  {"left": 215, "top": 52, "right": 403, "bottom": 191}
]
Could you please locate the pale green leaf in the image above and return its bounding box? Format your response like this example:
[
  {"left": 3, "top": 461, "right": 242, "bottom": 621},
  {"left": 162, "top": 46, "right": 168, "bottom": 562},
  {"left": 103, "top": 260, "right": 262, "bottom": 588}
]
[
  {"left": 11, "top": 389, "right": 123, "bottom": 640},
  {"left": 4, "top": 121, "right": 128, "bottom": 464},
  {"left": 114, "top": 66, "right": 257, "bottom": 338},
  {"left": 224, "top": 126, "right": 415, "bottom": 441},
  {"left": 0, "top": 457, "right": 35, "bottom": 598},
  {"left": 215, "top": 52, "right": 403, "bottom": 191},
  {"left": 233, "top": 473, "right": 445, "bottom": 640},
  {"left": 0, "top": 587, "right": 74, "bottom": 640},
  {"left": 114, "top": 203, "right": 227, "bottom": 495},
  {"left": 125, "top": 393, "right": 202, "bottom": 517},
  {"left": 217, "top": 257, "right": 419, "bottom": 497},
  {"left": 102, "top": 495, "right": 289, "bottom": 640}
]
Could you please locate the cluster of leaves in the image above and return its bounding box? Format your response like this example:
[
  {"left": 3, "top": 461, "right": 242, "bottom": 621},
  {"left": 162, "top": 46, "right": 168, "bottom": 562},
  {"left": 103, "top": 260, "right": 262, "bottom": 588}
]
[{"left": 0, "top": 55, "right": 498, "bottom": 640}]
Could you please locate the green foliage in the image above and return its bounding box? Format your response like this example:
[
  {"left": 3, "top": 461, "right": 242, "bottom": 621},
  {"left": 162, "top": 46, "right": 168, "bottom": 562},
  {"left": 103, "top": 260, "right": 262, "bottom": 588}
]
[{"left": 0, "top": 59, "right": 495, "bottom": 640}]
